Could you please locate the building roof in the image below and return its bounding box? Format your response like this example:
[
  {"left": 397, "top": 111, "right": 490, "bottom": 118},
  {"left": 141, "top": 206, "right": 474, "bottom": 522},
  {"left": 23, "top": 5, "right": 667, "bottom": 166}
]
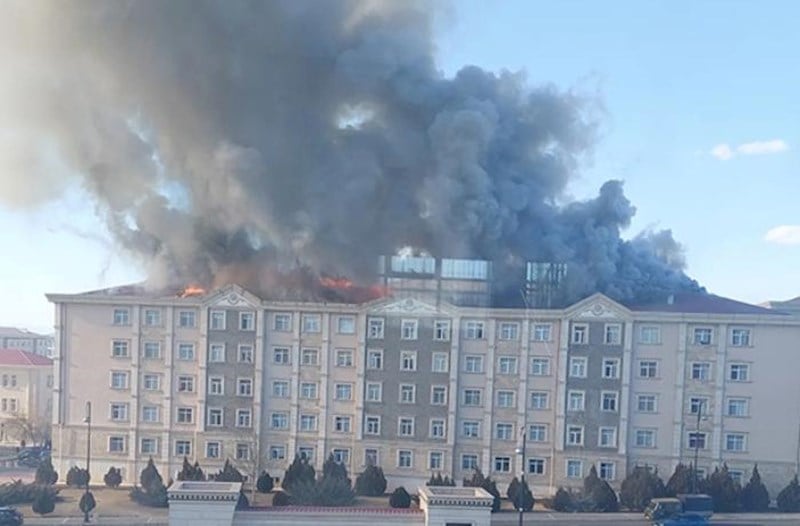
[
  {"left": 0, "top": 327, "right": 49, "bottom": 338},
  {"left": 0, "top": 348, "right": 53, "bottom": 366},
  {"left": 628, "top": 292, "right": 787, "bottom": 316}
]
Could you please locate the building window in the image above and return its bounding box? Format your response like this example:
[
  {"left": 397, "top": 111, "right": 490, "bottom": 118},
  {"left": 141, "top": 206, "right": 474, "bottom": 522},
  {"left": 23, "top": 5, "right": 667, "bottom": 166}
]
[
  {"left": 112, "top": 308, "right": 130, "bottom": 326},
  {"left": 463, "top": 389, "right": 482, "bottom": 407},
  {"left": 529, "top": 424, "right": 547, "bottom": 442},
  {"left": 144, "top": 308, "right": 161, "bottom": 327},
  {"left": 176, "top": 407, "right": 194, "bottom": 424},
  {"left": 533, "top": 324, "right": 552, "bottom": 342},
  {"left": 207, "top": 408, "right": 223, "bottom": 427},
  {"left": 238, "top": 312, "right": 255, "bottom": 331},
  {"left": 566, "top": 460, "right": 583, "bottom": 478},
  {"left": 431, "top": 386, "right": 448, "bottom": 405},
  {"left": 496, "top": 390, "right": 516, "bottom": 408},
  {"left": 272, "top": 381, "right": 289, "bottom": 398},
  {"left": 688, "top": 432, "right": 707, "bottom": 450},
  {"left": 237, "top": 378, "right": 253, "bottom": 397},
  {"left": 429, "top": 451, "right": 444, "bottom": 470},
  {"left": 602, "top": 358, "right": 620, "bottom": 379},
  {"left": 689, "top": 397, "right": 708, "bottom": 415},
  {"left": 691, "top": 362, "right": 711, "bottom": 381},
  {"left": 567, "top": 426, "right": 584, "bottom": 446},
  {"left": 529, "top": 391, "right": 549, "bottom": 410},
  {"left": 601, "top": 391, "right": 619, "bottom": 412},
  {"left": 494, "top": 456, "right": 511, "bottom": 473},
  {"left": 334, "top": 416, "right": 352, "bottom": 433},
  {"left": 639, "top": 360, "right": 658, "bottom": 378},
  {"left": 400, "top": 351, "right": 417, "bottom": 371},
  {"left": 364, "top": 449, "right": 378, "bottom": 466},
  {"left": 635, "top": 429, "right": 656, "bottom": 448},
  {"left": 495, "top": 423, "right": 514, "bottom": 440},
  {"left": 398, "top": 450, "right": 413, "bottom": 468},
  {"left": 637, "top": 394, "right": 657, "bottom": 413},
  {"left": 177, "top": 343, "right": 195, "bottom": 361},
  {"left": 273, "top": 347, "right": 290, "bottom": 365},
  {"left": 237, "top": 344, "right": 254, "bottom": 363},
  {"left": 604, "top": 324, "right": 621, "bottom": 345},
  {"left": 111, "top": 340, "right": 130, "bottom": 358},
  {"left": 302, "top": 314, "right": 321, "bottom": 334},
  {"left": 109, "top": 403, "right": 129, "bottom": 422},
  {"left": 301, "top": 348, "right": 319, "bottom": 366},
  {"left": 332, "top": 448, "right": 350, "bottom": 464},
  {"left": 530, "top": 358, "right": 550, "bottom": 376},
  {"left": 693, "top": 327, "right": 713, "bottom": 345},
  {"left": 209, "top": 310, "right": 226, "bottom": 330},
  {"left": 300, "top": 382, "right": 318, "bottom": 399},
  {"left": 727, "top": 398, "right": 749, "bottom": 417},
  {"left": 270, "top": 412, "right": 289, "bottom": 430},
  {"left": 205, "top": 442, "right": 221, "bottom": 459},
  {"left": 571, "top": 324, "right": 588, "bottom": 344},
  {"left": 725, "top": 433, "right": 747, "bottom": 452},
  {"left": 143, "top": 341, "right": 161, "bottom": 360},
  {"left": 108, "top": 436, "right": 126, "bottom": 453},
  {"left": 568, "top": 390, "right": 585, "bottom": 412},
  {"left": 177, "top": 375, "right": 195, "bottom": 393},
  {"left": 141, "top": 438, "right": 158, "bottom": 455},
  {"left": 528, "top": 458, "right": 546, "bottom": 475},
  {"left": 464, "top": 321, "right": 485, "bottom": 340},
  {"left": 430, "top": 419, "right": 446, "bottom": 439},
  {"left": 364, "top": 416, "right": 380, "bottom": 435},
  {"left": 367, "top": 318, "right": 384, "bottom": 339},
  {"left": 464, "top": 355, "right": 483, "bottom": 373},
  {"left": 270, "top": 446, "right": 286, "bottom": 460},
  {"left": 729, "top": 363, "right": 750, "bottom": 382},
  {"left": 399, "top": 384, "right": 416, "bottom": 404},
  {"left": 499, "top": 322, "right": 520, "bottom": 341},
  {"left": 367, "top": 350, "right": 383, "bottom": 370},
  {"left": 434, "top": 320, "right": 451, "bottom": 341},
  {"left": 432, "top": 352, "right": 449, "bottom": 373},
  {"left": 236, "top": 409, "right": 252, "bottom": 428},
  {"left": 599, "top": 427, "right": 617, "bottom": 448},
  {"left": 599, "top": 462, "right": 616, "bottom": 481},
  {"left": 337, "top": 316, "right": 355, "bottom": 334},
  {"left": 569, "top": 357, "right": 587, "bottom": 378},
  {"left": 334, "top": 383, "right": 353, "bottom": 401},
  {"left": 335, "top": 349, "right": 354, "bottom": 367},
  {"left": 497, "top": 356, "right": 518, "bottom": 375},
  {"left": 461, "top": 421, "right": 480, "bottom": 438},
  {"left": 141, "top": 406, "right": 159, "bottom": 423},
  {"left": 639, "top": 326, "right": 661, "bottom": 344},
  {"left": 299, "top": 414, "right": 318, "bottom": 432},
  {"left": 461, "top": 454, "right": 479, "bottom": 471},
  {"left": 208, "top": 377, "right": 224, "bottom": 396},
  {"left": 110, "top": 371, "right": 129, "bottom": 390},
  {"left": 731, "top": 328, "right": 751, "bottom": 347},
  {"left": 274, "top": 313, "right": 292, "bottom": 332},
  {"left": 208, "top": 343, "right": 225, "bottom": 363},
  {"left": 365, "top": 382, "right": 382, "bottom": 402},
  {"left": 235, "top": 443, "right": 251, "bottom": 461},
  {"left": 401, "top": 319, "right": 418, "bottom": 340},
  {"left": 178, "top": 310, "right": 196, "bottom": 328},
  {"left": 175, "top": 440, "right": 192, "bottom": 457}
]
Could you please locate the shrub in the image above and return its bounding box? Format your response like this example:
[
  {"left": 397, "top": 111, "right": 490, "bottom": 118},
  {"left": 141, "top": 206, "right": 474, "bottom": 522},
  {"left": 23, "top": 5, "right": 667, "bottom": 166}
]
[
  {"left": 237, "top": 492, "right": 249, "bottom": 510},
  {"left": 130, "top": 458, "right": 168, "bottom": 508},
  {"left": 32, "top": 489, "right": 56, "bottom": 515},
  {"left": 507, "top": 477, "right": 520, "bottom": 502},
  {"left": 212, "top": 459, "right": 246, "bottom": 483},
  {"left": 104, "top": 467, "right": 122, "bottom": 488},
  {"left": 35, "top": 457, "right": 58, "bottom": 485},
  {"left": 583, "top": 465, "right": 618, "bottom": 512},
  {"left": 355, "top": 465, "right": 387, "bottom": 496},
  {"left": 256, "top": 471, "right": 274, "bottom": 493},
  {"left": 741, "top": 465, "right": 770, "bottom": 512},
  {"left": 699, "top": 465, "right": 740, "bottom": 512},
  {"left": 282, "top": 454, "right": 315, "bottom": 493},
  {"left": 462, "top": 469, "right": 501, "bottom": 512},
  {"left": 272, "top": 491, "right": 291, "bottom": 507},
  {"left": 66, "top": 466, "right": 89, "bottom": 487},
  {"left": 322, "top": 454, "right": 350, "bottom": 485},
  {"left": 552, "top": 487, "right": 573, "bottom": 511},
  {"left": 513, "top": 477, "right": 535, "bottom": 512},
  {"left": 177, "top": 457, "right": 206, "bottom": 481},
  {"left": 620, "top": 466, "right": 666, "bottom": 511},
  {"left": 666, "top": 463, "right": 694, "bottom": 497},
  {"left": 79, "top": 491, "right": 96, "bottom": 515},
  {"left": 389, "top": 486, "right": 411, "bottom": 509},
  {"left": 0, "top": 481, "right": 59, "bottom": 507},
  {"left": 777, "top": 475, "right": 800, "bottom": 512}
]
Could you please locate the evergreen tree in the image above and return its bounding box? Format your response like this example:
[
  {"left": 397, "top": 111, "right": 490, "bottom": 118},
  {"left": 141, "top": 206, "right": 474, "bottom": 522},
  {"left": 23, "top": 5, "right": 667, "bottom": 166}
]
[
  {"left": 506, "top": 476, "right": 520, "bottom": 502},
  {"left": 79, "top": 491, "right": 96, "bottom": 516},
  {"left": 552, "top": 487, "right": 572, "bottom": 512},
  {"left": 34, "top": 456, "right": 58, "bottom": 485},
  {"left": 272, "top": 491, "right": 291, "bottom": 506},
  {"left": 354, "top": 464, "right": 387, "bottom": 496},
  {"left": 130, "top": 458, "right": 168, "bottom": 508},
  {"left": 66, "top": 466, "right": 89, "bottom": 487},
  {"left": 620, "top": 466, "right": 666, "bottom": 511},
  {"left": 314, "top": 476, "right": 356, "bottom": 506},
  {"left": 282, "top": 454, "right": 315, "bottom": 492},
  {"left": 103, "top": 467, "right": 122, "bottom": 488},
  {"left": 256, "top": 471, "right": 274, "bottom": 493},
  {"left": 213, "top": 459, "right": 245, "bottom": 483},
  {"left": 177, "top": 457, "right": 206, "bottom": 481},
  {"left": 741, "top": 465, "right": 770, "bottom": 512},
  {"left": 777, "top": 475, "right": 800, "bottom": 512},
  {"left": 513, "top": 478, "right": 535, "bottom": 512},
  {"left": 140, "top": 458, "right": 163, "bottom": 489},
  {"left": 583, "top": 465, "right": 619, "bottom": 512},
  {"left": 32, "top": 490, "right": 56, "bottom": 515},
  {"left": 462, "top": 469, "right": 501, "bottom": 512},
  {"left": 389, "top": 486, "right": 411, "bottom": 508},
  {"left": 699, "top": 465, "right": 740, "bottom": 512},
  {"left": 666, "top": 463, "right": 694, "bottom": 497},
  {"left": 322, "top": 453, "right": 350, "bottom": 485}
]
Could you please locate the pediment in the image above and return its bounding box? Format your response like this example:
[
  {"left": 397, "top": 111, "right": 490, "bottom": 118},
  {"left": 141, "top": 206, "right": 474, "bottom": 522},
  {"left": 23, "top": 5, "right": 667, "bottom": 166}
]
[
  {"left": 567, "top": 293, "right": 630, "bottom": 321},
  {"left": 204, "top": 284, "right": 262, "bottom": 309},
  {"left": 368, "top": 297, "right": 453, "bottom": 316}
]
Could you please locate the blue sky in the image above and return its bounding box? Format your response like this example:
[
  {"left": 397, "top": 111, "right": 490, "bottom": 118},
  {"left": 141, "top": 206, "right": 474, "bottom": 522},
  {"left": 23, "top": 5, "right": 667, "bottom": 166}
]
[{"left": 2, "top": 0, "right": 799, "bottom": 332}]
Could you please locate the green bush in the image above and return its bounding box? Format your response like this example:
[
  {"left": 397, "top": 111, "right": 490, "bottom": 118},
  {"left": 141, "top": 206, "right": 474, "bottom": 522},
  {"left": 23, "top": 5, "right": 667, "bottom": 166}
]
[
  {"left": 34, "top": 457, "right": 58, "bottom": 485},
  {"left": 0, "top": 481, "right": 59, "bottom": 507},
  {"left": 426, "top": 473, "right": 455, "bottom": 487},
  {"left": 355, "top": 464, "right": 387, "bottom": 496},
  {"left": 212, "top": 459, "right": 246, "bottom": 483},
  {"left": 282, "top": 454, "right": 315, "bottom": 493},
  {"left": 620, "top": 466, "right": 666, "bottom": 511},
  {"left": 741, "top": 465, "right": 770, "bottom": 512},
  {"left": 462, "top": 469, "right": 501, "bottom": 512},
  {"left": 583, "top": 465, "right": 618, "bottom": 512},
  {"left": 79, "top": 491, "right": 96, "bottom": 515},
  {"left": 699, "top": 465, "right": 740, "bottom": 512},
  {"left": 272, "top": 491, "right": 291, "bottom": 506},
  {"left": 389, "top": 486, "right": 411, "bottom": 508},
  {"left": 103, "top": 467, "right": 122, "bottom": 488},
  {"left": 66, "top": 466, "right": 89, "bottom": 487},
  {"left": 32, "top": 489, "right": 56, "bottom": 515},
  {"left": 256, "top": 471, "right": 274, "bottom": 493},
  {"left": 177, "top": 457, "right": 206, "bottom": 481},
  {"left": 552, "top": 487, "right": 573, "bottom": 511},
  {"left": 666, "top": 463, "right": 694, "bottom": 497},
  {"left": 130, "top": 458, "right": 168, "bottom": 508},
  {"left": 777, "top": 475, "right": 800, "bottom": 512}
]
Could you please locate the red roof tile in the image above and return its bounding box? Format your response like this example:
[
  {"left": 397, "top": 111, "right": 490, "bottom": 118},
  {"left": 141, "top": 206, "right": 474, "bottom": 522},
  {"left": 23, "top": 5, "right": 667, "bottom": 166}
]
[{"left": 0, "top": 348, "right": 52, "bottom": 366}]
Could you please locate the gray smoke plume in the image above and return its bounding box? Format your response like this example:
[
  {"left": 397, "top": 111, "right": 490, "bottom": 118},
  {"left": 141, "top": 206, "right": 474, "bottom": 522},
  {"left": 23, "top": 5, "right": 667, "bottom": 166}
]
[{"left": 0, "top": 0, "right": 699, "bottom": 303}]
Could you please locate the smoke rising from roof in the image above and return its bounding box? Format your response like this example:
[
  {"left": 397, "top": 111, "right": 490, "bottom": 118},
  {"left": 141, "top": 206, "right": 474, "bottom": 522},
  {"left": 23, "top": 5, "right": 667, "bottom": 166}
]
[{"left": 0, "top": 0, "right": 700, "bottom": 303}]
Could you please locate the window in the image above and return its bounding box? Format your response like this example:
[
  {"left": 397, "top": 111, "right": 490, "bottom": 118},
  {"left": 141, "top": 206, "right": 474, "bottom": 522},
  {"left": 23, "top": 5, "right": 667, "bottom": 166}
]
[
  {"left": 401, "top": 319, "right": 418, "bottom": 340},
  {"left": 569, "top": 357, "right": 587, "bottom": 378},
  {"left": 110, "top": 371, "right": 129, "bottom": 389},
  {"left": 463, "top": 389, "right": 482, "bottom": 407},
  {"left": 141, "top": 438, "right": 158, "bottom": 455},
  {"left": 400, "top": 351, "right": 417, "bottom": 371},
  {"left": 462, "top": 421, "right": 480, "bottom": 438},
  {"left": 729, "top": 470, "right": 744, "bottom": 485},
  {"left": 335, "top": 349, "right": 354, "bottom": 367},
  {"left": 302, "top": 314, "right": 321, "bottom": 333},
  {"left": 567, "top": 426, "right": 584, "bottom": 446},
  {"left": 601, "top": 391, "right": 619, "bottom": 412},
  {"left": 141, "top": 406, "right": 159, "bottom": 423},
  {"left": 530, "top": 391, "right": 549, "bottom": 409},
  {"left": 109, "top": 436, "right": 126, "bottom": 453},
  {"left": 144, "top": 308, "right": 161, "bottom": 327},
  {"left": 206, "top": 442, "right": 220, "bottom": 459},
  {"left": 497, "top": 356, "right": 518, "bottom": 374},
  {"left": 599, "top": 427, "right": 617, "bottom": 447},
  {"left": 111, "top": 340, "right": 129, "bottom": 358},
  {"left": 599, "top": 462, "right": 616, "bottom": 481},
  {"left": 639, "top": 360, "right": 658, "bottom": 378},
  {"left": 334, "top": 416, "right": 352, "bottom": 433},
  {"left": 143, "top": 341, "right": 161, "bottom": 359},
  {"left": 366, "top": 382, "right": 382, "bottom": 402},
  {"left": 725, "top": 433, "right": 747, "bottom": 452},
  {"left": 178, "top": 310, "right": 196, "bottom": 328},
  {"left": 176, "top": 407, "right": 194, "bottom": 424},
  {"left": 689, "top": 397, "right": 708, "bottom": 415},
  {"left": 337, "top": 316, "right": 355, "bottom": 334},
  {"left": 604, "top": 324, "right": 621, "bottom": 345},
  {"left": 272, "top": 381, "right": 289, "bottom": 398},
  {"left": 300, "top": 382, "right": 318, "bottom": 399},
  {"left": 235, "top": 443, "right": 251, "bottom": 461},
  {"left": 299, "top": 414, "right": 318, "bottom": 432},
  {"left": 207, "top": 408, "right": 223, "bottom": 427},
  {"left": 364, "top": 416, "right": 380, "bottom": 435},
  {"left": 528, "top": 458, "right": 546, "bottom": 475},
  {"left": 208, "top": 376, "right": 223, "bottom": 395},
  {"left": 398, "top": 450, "right": 413, "bottom": 468},
  {"left": 464, "top": 321, "right": 485, "bottom": 340},
  {"left": 112, "top": 308, "right": 130, "bottom": 326},
  {"left": 237, "top": 378, "right": 253, "bottom": 397},
  {"left": 464, "top": 355, "right": 483, "bottom": 373},
  {"left": 602, "top": 358, "right": 620, "bottom": 379},
  {"left": 729, "top": 363, "right": 750, "bottom": 382},
  {"left": 237, "top": 344, "right": 254, "bottom": 363},
  {"left": 566, "top": 460, "right": 583, "bottom": 478},
  {"left": 367, "top": 317, "right": 384, "bottom": 339},
  {"left": 270, "top": 446, "right": 286, "bottom": 460},
  {"left": 637, "top": 394, "right": 657, "bottom": 413},
  {"left": 432, "top": 352, "right": 449, "bottom": 373},
  {"left": 175, "top": 440, "right": 192, "bottom": 456},
  {"left": 531, "top": 358, "right": 550, "bottom": 376},
  {"left": 210, "top": 310, "right": 226, "bottom": 330},
  {"left": 332, "top": 448, "right": 350, "bottom": 464},
  {"left": 693, "top": 327, "right": 713, "bottom": 345},
  {"left": 529, "top": 424, "right": 547, "bottom": 442},
  {"left": 494, "top": 456, "right": 511, "bottom": 473},
  {"left": 495, "top": 423, "right": 513, "bottom": 440},
  {"left": 688, "top": 432, "right": 707, "bottom": 449},
  {"left": 236, "top": 409, "right": 252, "bottom": 428},
  {"left": 208, "top": 343, "right": 225, "bottom": 363},
  {"left": 568, "top": 390, "right": 585, "bottom": 411},
  {"left": 691, "top": 362, "right": 711, "bottom": 381},
  {"left": 177, "top": 375, "right": 195, "bottom": 393},
  {"left": 639, "top": 325, "right": 661, "bottom": 344},
  {"left": 110, "top": 403, "right": 129, "bottom": 421},
  {"left": 274, "top": 313, "right": 292, "bottom": 332},
  {"left": 335, "top": 383, "right": 353, "bottom": 401},
  {"left": 635, "top": 429, "right": 656, "bottom": 448},
  {"left": 571, "top": 324, "right": 588, "bottom": 344},
  {"left": 461, "top": 454, "right": 479, "bottom": 471},
  {"left": 429, "top": 451, "right": 444, "bottom": 470},
  {"left": 364, "top": 449, "right": 378, "bottom": 466},
  {"left": 273, "top": 347, "right": 290, "bottom": 364},
  {"left": 177, "top": 343, "right": 195, "bottom": 361},
  {"left": 399, "top": 384, "right": 416, "bottom": 404},
  {"left": 434, "top": 320, "right": 451, "bottom": 341},
  {"left": 301, "top": 348, "right": 319, "bottom": 365},
  {"left": 496, "top": 390, "right": 516, "bottom": 408},
  {"left": 727, "top": 398, "right": 749, "bottom": 417},
  {"left": 367, "top": 350, "right": 383, "bottom": 370},
  {"left": 499, "top": 322, "right": 519, "bottom": 341},
  {"left": 533, "top": 324, "right": 552, "bottom": 342},
  {"left": 271, "top": 412, "right": 288, "bottom": 429},
  {"left": 430, "top": 419, "right": 445, "bottom": 438},
  {"left": 239, "top": 312, "right": 255, "bottom": 331},
  {"left": 431, "top": 386, "right": 447, "bottom": 405},
  {"left": 731, "top": 328, "right": 751, "bottom": 347}
]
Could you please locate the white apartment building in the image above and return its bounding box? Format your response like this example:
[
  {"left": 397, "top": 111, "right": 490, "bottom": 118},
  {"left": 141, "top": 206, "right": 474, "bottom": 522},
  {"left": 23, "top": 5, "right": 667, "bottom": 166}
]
[
  {"left": 47, "top": 281, "right": 800, "bottom": 496},
  {"left": 0, "top": 348, "right": 53, "bottom": 446}
]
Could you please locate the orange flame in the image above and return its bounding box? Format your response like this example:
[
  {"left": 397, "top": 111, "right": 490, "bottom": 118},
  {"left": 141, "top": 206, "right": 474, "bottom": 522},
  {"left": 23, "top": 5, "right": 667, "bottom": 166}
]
[
  {"left": 179, "top": 285, "right": 207, "bottom": 298},
  {"left": 319, "top": 276, "right": 390, "bottom": 302}
]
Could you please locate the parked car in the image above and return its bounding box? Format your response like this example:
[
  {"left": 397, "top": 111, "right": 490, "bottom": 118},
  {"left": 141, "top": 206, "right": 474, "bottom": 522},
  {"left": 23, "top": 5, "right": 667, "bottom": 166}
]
[
  {"left": 645, "top": 494, "right": 713, "bottom": 526},
  {"left": 0, "top": 506, "right": 23, "bottom": 526}
]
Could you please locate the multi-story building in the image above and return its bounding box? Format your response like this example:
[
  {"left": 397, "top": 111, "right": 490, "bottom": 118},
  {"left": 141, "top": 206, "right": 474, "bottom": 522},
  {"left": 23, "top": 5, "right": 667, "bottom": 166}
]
[
  {"left": 0, "top": 348, "right": 53, "bottom": 446},
  {"left": 47, "top": 277, "right": 800, "bottom": 497},
  {"left": 0, "top": 327, "right": 54, "bottom": 357}
]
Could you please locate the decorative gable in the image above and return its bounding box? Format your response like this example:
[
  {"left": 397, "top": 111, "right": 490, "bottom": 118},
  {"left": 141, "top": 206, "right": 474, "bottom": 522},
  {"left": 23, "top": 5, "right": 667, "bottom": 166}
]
[
  {"left": 567, "top": 293, "right": 629, "bottom": 321},
  {"left": 368, "top": 297, "right": 451, "bottom": 316},
  {"left": 204, "top": 285, "right": 261, "bottom": 309}
]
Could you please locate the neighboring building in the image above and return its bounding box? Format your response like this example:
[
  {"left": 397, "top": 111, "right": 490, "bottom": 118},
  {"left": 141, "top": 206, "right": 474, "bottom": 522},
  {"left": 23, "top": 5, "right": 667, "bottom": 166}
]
[
  {"left": 0, "top": 327, "right": 54, "bottom": 358},
  {"left": 46, "top": 276, "right": 800, "bottom": 497},
  {"left": 0, "top": 348, "right": 53, "bottom": 446},
  {"left": 762, "top": 296, "right": 800, "bottom": 316}
]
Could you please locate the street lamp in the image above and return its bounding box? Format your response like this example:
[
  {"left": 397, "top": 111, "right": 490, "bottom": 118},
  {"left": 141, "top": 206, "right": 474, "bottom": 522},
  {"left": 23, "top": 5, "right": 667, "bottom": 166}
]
[
  {"left": 515, "top": 427, "right": 528, "bottom": 526},
  {"left": 83, "top": 401, "right": 91, "bottom": 523}
]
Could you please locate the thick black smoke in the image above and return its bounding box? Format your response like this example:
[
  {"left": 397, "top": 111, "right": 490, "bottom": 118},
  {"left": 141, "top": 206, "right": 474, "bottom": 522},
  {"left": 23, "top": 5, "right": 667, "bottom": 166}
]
[{"left": 0, "top": 0, "right": 699, "bottom": 303}]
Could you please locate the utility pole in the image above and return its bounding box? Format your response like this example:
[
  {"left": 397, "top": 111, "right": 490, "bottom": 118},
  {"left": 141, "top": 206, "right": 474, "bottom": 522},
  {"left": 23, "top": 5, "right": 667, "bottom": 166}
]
[
  {"left": 84, "top": 401, "right": 91, "bottom": 523},
  {"left": 517, "top": 427, "right": 527, "bottom": 526}
]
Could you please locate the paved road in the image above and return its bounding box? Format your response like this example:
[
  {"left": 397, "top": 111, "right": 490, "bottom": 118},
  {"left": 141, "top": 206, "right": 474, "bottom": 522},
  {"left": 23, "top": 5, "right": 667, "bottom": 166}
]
[{"left": 490, "top": 512, "right": 800, "bottom": 526}]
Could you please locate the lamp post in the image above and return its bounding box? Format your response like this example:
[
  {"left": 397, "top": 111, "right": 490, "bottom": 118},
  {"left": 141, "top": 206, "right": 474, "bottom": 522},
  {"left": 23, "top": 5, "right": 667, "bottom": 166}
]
[
  {"left": 515, "top": 428, "right": 528, "bottom": 526},
  {"left": 692, "top": 400, "right": 704, "bottom": 494},
  {"left": 84, "top": 401, "right": 91, "bottom": 523}
]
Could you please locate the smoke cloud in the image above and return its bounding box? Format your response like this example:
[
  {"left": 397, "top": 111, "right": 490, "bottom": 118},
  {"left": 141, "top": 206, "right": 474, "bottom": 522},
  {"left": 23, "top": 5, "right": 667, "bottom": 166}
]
[{"left": 0, "top": 0, "right": 700, "bottom": 304}]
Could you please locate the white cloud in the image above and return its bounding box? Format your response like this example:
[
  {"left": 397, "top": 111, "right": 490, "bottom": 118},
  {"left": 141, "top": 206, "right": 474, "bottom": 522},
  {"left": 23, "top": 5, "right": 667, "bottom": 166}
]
[
  {"left": 765, "top": 225, "right": 800, "bottom": 245},
  {"left": 710, "top": 139, "right": 789, "bottom": 161}
]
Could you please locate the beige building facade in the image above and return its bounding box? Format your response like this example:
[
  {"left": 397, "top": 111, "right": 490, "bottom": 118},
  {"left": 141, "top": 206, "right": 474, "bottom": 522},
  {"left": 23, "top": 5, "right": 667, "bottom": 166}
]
[
  {"left": 47, "top": 284, "right": 800, "bottom": 496},
  {"left": 0, "top": 348, "right": 53, "bottom": 446}
]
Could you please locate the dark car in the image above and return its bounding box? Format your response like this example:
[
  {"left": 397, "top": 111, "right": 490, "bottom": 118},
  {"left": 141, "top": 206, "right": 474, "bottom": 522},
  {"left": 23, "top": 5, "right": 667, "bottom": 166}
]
[{"left": 0, "top": 506, "right": 23, "bottom": 526}]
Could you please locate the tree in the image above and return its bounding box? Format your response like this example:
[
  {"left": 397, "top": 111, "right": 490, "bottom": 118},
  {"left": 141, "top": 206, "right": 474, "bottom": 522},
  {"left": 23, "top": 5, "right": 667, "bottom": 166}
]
[
  {"left": 514, "top": 478, "right": 535, "bottom": 512},
  {"left": 282, "top": 454, "right": 315, "bottom": 492},
  {"left": 666, "top": 463, "right": 694, "bottom": 497},
  {"left": 620, "top": 466, "right": 666, "bottom": 511},
  {"left": 389, "top": 486, "right": 411, "bottom": 508},
  {"left": 32, "top": 489, "right": 55, "bottom": 516},
  {"left": 103, "top": 467, "right": 122, "bottom": 488},
  {"left": 583, "top": 465, "right": 618, "bottom": 512},
  {"left": 130, "top": 458, "right": 168, "bottom": 508},
  {"left": 34, "top": 456, "right": 58, "bottom": 485},
  {"left": 4, "top": 412, "right": 50, "bottom": 447},
  {"left": 272, "top": 491, "right": 291, "bottom": 506},
  {"left": 354, "top": 464, "right": 387, "bottom": 496},
  {"left": 507, "top": 477, "right": 520, "bottom": 502},
  {"left": 463, "top": 469, "right": 501, "bottom": 512},
  {"left": 213, "top": 459, "right": 246, "bottom": 483},
  {"left": 322, "top": 453, "right": 350, "bottom": 485},
  {"left": 140, "top": 458, "right": 163, "bottom": 489},
  {"left": 66, "top": 466, "right": 89, "bottom": 487},
  {"left": 552, "top": 487, "right": 573, "bottom": 511},
  {"left": 256, "top": 471, "right": 274, "bottom": 493},
  {"left": 741, "top": 465, "right": 770, "bottom": 512},
  {"left": 699, "top": 465, "right": 740, "bottom": 512},
  {"left": 777, "top": 475, "right": 800, "bottom": 512},
  {"left": 79, "top": 491, "right": 96, "bottom": 516},
  {"left": 177, "top": 457, "right": 205, "bottom": 481}
]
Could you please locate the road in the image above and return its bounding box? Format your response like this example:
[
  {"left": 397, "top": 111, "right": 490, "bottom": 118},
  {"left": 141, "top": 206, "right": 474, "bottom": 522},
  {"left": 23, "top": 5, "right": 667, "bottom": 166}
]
[{"left": 490, "top": 512, "right": 800, "bottom": 526}]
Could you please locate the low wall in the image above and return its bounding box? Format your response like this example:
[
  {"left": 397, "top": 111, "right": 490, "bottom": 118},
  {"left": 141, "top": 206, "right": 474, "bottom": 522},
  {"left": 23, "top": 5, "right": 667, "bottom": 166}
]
[{"left": 235, "top": 506, "right": 424, "bottom": 526}]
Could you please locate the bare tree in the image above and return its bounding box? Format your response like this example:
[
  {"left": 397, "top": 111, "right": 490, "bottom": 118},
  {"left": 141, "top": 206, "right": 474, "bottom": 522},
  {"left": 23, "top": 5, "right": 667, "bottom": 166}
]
[{"left": 4, "top": 412, "right": 50, "bottom": 447}]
